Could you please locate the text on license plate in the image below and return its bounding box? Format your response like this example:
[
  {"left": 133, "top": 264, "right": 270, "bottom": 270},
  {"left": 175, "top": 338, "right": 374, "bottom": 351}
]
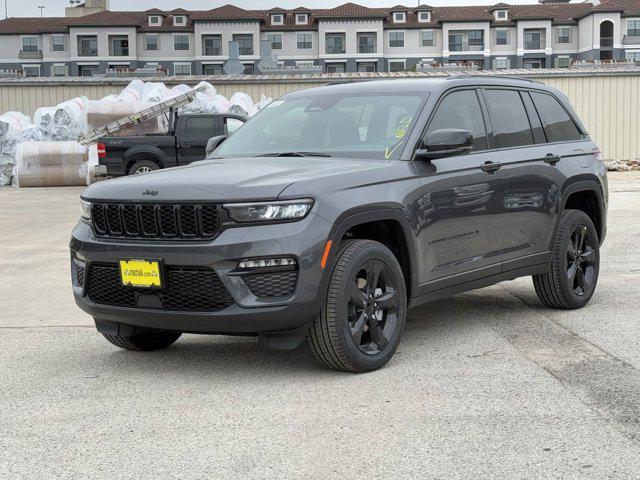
[{"left": 119, "top": 259, "right": 162, "bottom": 288}]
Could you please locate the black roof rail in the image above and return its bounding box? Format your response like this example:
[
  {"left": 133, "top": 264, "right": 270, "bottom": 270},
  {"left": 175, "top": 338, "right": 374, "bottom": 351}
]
[{"left": 445, "top": 73, "right": 543, "bottom": 84}]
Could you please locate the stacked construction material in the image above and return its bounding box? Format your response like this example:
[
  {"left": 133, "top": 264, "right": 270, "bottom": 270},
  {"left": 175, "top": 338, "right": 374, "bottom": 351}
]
[{"left": 0, "top": 80, "right": 272, "bottom": 187}]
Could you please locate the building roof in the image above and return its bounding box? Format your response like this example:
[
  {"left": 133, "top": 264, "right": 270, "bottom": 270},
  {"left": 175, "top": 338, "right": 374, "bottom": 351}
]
[{"left": 1, "top": 1, "right": 638, "bottom": 34}]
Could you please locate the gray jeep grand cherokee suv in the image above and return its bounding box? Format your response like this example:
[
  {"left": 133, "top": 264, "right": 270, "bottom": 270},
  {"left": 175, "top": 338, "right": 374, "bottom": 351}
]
[{"left": 71, "top": 77, "right": 607, "bottom": 372}]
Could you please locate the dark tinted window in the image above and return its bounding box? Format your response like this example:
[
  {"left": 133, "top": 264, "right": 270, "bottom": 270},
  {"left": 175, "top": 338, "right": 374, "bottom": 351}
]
[
  {"left": 521, "top": 92, "right": 546, "bottom": 143},
  {"left": 427, "top": 90, "right": 488, "bottom": 151},
  {"left": 530, "top": 92, "right": 582, "bottom": 142},
  {"left": 184, "top": 117, "right": 215, "bottom": 140},
  {"left": 484, "top": 89, "right": 533, "bottom": 148}
]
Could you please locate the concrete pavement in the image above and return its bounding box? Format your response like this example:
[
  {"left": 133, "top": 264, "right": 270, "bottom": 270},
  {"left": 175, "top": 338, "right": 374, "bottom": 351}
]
[{"left": 1, "top": 173, "right": 639, "bottom": 479}]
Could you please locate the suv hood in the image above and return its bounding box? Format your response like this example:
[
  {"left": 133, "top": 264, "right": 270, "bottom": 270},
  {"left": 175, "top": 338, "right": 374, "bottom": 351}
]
[{"left": 82, "top": 157, "right": 395, "bottom": 202}]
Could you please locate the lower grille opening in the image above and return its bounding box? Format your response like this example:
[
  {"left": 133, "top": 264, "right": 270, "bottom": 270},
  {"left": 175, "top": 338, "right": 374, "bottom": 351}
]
[
  {"left": 86, "top": 263, "right": 234, "bottom": 312},
  {"left": 242, "top": 270, "right": 298, "bottom": 297}
]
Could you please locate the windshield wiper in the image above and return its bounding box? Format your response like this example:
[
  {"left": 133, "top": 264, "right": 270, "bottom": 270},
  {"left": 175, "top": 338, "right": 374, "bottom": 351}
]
[{"left": 255, "top": 152, "right": 333, "bottom": 158}]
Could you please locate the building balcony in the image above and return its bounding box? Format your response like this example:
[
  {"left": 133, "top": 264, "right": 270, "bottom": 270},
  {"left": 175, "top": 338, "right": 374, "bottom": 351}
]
[
  {"left": 203, "top": 47, "right": 222, "bottom": 56},
  {"left": 600, "top": 37, "right": 614, "bottom": 48},
  {"left": 449, "top": 43, "right": 484, "bottom": 52},
  {"left": 109, "top": 49, "right": 129, "bottom": 57},
  {"left": 524, "top": 41, "right": 546, "bottom": 50},
  {"left": 18, "top": 50, "right": 43, "bottom": 60},
  {"left": 78, "top": 49, "right": 98, "bottom": 57}
]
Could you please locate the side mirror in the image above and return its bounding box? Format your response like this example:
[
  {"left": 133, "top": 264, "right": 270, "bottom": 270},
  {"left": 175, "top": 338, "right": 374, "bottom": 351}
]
[
  {"left": 205, "top": 135, "right": 228, "bottom": 156},
  {"left": 414, "top": 129, "right": 473, "bottom": 160}
]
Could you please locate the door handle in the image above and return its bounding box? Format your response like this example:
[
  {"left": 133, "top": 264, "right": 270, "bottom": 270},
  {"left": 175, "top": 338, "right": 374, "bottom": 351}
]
[
  {"left": 480, "top": 161, "right": 502, "bottom": 173},
  {"left": 181, "top": 141, "right": 191, "bottom": 148},
  {"left": 543, "top": 153, "right": 561, "bottom": 165}
]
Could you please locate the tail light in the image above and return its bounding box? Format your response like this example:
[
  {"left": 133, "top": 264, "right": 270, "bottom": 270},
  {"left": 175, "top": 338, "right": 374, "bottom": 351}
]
[
  {"left": 593, "top": 148, "right": 603, "bottom": 162},
  {"left": 97, "top": 143, "right": 107, "bottom": 158}
]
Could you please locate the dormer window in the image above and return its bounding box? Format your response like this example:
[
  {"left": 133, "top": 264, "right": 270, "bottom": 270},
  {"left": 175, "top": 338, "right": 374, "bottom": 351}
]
[
  {"left": 148, "top": 15, "right": 161, "bottom": 26},
  {"left": 271, "top": 14, "right": 284, "bottom": 25},
  {"left": 418, "top": 11, "right": 431, "bottom": 23},
  {"left": 495, "top": 10, "right": 508, "bottom": 20},
  {"left": 295, "top": 13, "right": 308, "bottom": 25},
  {"left": 173, "top": 15, "right": 187, "bottom": 26},
  {"left": 393, "top": 12, "right": 407, "bottom": 23}
]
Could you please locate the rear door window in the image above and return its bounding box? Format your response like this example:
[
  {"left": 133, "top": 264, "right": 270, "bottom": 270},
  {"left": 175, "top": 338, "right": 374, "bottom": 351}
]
[
  {"left": 483, "top": 89, "right": 534, "bottom": 148},
  {"left": 521, "top": 92, "right": 546, "bottom": 144},
  {"left": 530, "top": 91, "right": 582, "bottom": 143},
  {"left": 427, "top": 90, "right": 488, "bottom": 151},
  {"left": 183, "top": 117, "right": 216, "bottom": 141}
]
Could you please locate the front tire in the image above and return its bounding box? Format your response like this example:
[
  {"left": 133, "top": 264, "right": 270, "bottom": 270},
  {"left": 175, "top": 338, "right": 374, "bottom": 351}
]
[
  {"left": 308, "top": 240, "right": 407, "bottom": 372},
  {"left": 533, "top": 209, "right": 600, "bottom": 309},
  {"left": 102, "top": 331, "right": 182, "bottom": 351}
]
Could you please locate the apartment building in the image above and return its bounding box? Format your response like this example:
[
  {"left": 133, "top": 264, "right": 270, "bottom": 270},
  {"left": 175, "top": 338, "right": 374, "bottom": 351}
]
[{"left": 1, "top": 1, "right": 639, "bottom": 77}]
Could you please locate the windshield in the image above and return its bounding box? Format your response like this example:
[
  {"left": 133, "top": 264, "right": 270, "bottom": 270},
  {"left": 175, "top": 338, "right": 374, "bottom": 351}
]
[{"left": 214, "top": 91, "right": 428, "bottom": 160}]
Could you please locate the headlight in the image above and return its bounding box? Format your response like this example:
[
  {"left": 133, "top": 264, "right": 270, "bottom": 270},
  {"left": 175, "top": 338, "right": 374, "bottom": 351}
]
[
  {"left": 80, "top": 200, "right": 91, "bottom": 222},
  {"left": 224, "top": 199, "right": 314, "bottom": 223}
]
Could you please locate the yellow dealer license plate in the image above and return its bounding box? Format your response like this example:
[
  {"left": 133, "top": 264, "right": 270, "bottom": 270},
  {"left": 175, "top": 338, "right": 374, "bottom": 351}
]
[{"left": 119, "top": 259, "right": 162, "bottom": 289}]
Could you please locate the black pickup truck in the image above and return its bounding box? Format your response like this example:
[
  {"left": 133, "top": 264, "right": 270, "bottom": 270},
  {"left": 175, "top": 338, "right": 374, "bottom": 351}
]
[{"left": 97, "top": 113, "right": 246, "bottom": 176}]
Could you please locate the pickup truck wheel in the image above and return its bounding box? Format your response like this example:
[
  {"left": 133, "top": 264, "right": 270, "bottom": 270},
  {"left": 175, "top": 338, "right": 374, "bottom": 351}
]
[
  {"left": 533, "top": 209, "right": 600, "bottom": 309},
  {"left": 102, "top": 331, "right": 181, "bottom": 351},
  {"left": 307, "top": 240, "right": 407, "bottom": 372},
  {"left": 128, "top": 159, "right": 159, "bottom": 175}
]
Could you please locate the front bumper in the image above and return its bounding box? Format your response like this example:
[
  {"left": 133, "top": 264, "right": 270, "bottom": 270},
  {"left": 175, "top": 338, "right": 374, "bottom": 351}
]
[{"left": 70, "top": 212, "right": 332, "bottom": 335}]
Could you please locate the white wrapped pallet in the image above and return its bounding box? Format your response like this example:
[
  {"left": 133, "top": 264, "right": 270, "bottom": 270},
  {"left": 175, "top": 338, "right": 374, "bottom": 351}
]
[
  {"left": 86, "top": 100, "right": 168, "bottom": 136},
  {"left": 14, "top": 141, "right": 88, "bottom": 187}
]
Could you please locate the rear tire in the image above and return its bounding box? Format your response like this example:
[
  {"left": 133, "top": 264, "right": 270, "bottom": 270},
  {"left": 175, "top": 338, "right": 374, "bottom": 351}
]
[
  {"left": 128, "top": 159, "right": 159, "bottom": 175},
  {"left": 102, "top": 331, "right": 182, "bottom": 351},
  {"left": 533, "top": 209, "right": 600, "bottom": 309},
  {"left": 307, "top": 240, "right": 407, "bottom": 373}
]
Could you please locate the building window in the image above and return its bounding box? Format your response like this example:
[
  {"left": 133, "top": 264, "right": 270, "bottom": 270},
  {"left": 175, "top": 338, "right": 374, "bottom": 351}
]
[
  {"left": 202, "top": 35, "right": 222, "bottom": 56},
  {"left": 233, "top": 34, "right": 254, "bottom": 55},
  {"left": 145, "top": 35, "right": 159, "bottom": 51},
  {"left": 388, "top": 60, "right": 405, "bottom": 72},
  {"left": 468, "top": 30, "right": 484, "bottom": 49},
  {"left": 389, "top": 31, "right": 405, "bottom": 48},
  {"left": 109, "top": 35, "right": 129, "bottom": 57},
  {"left": 393, "top": 12, "right": 406, "bottom": 23},
  {"left": 243, "top": 63, "right": 254, "bottom": 74},
  {"left": 421, "top": 30, "right": 434, "bottom": 47},
  {"left": 266, "top": 33, "right": 283, "bottom": 50},
  {"left": 326, "top": 62, "right": 346, "bottom": 73},
  {"left": 271, "top": 14, "right": 284, "bottom": 25},
  {"left": 203, "top": 64, "right": 223, "bottom": 75},
  {"left": 628, "top": 20, "right": 640, "bottom": 36},
  {"left": 51, "top": 35, "right": 66, "bottom": 52},
  {"left": 77, "top": 36, "right": 98, "bottom": 56},
  {"left": 325, "top": 33, "right": 346, "bottom": 54},
  {"left": 297, "top": 32, "right": 312, "bottom": 49},
  {"left": 357, "top": 62, "right": 377, "bottom": 73},
  {"left": 79, "top": 65, "right": 99, "bottom": 76},
  {"left": 494, "top": 57, "right": 509, "bottom": 69},
  {"left": 23, "top": 65, "right": 40, "bottom": 77},
  {"left": 174, "top": 34, "right": 190, "bottom": 51},
  {"left": 524, "top": 29, "right": 544, "bottom": 50},
  {"left": 496, "top": 10, "right": 507, "bottom": 20},
  {"left": 52, "top": 64, "right": 66, "bottom": 77},
  {"left": 296, "top": 14, "right": 308, "bottom": 25},
  {"left": 557, "top": 27, "right": 571, "bottom": 44},
  {"left": 148, "top": 15, "right": 161, "bottom": 26},
  {"left": 357, "top": 32, "right": 376, "bottom": 54},
  {"left": 173, "top": 15, "right": 187, "bottom": 26},
  {"left": 418, "top": 12, "right": 431, "bottom": 23},
  {"left": 496, "top": 29, "right": 508, "bottom": 45},
  {"left": 556, "top": 56, "right": 571, "bottom": 68},
  {"left": 174, "top": 63, "right": 191, "bottom": 75},
  {"left": 22, "top": 36, "right": 39, "bottom": 53},
  {"left": 626, "top": 51, "right": 640, "bottom": 62}
]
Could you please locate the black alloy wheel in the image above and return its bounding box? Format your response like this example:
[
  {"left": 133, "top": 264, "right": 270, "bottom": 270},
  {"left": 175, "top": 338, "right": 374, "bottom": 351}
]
[
  {"left": 566, "top": 224, "right": 597, "bottom": 296},
  {"left": 348, "top": 260, "right": 400, "bottom": 355}
]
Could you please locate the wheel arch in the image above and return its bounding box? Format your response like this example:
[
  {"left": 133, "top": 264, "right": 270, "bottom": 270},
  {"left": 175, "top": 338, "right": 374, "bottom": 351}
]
[
  {"left": 124, "top": 146, "right": 167, "bottom": 172},
  {"left": 324, "top": 207, "right": 418, "bottom": 299},
  {"left": 560, "top": 179, "right": 606, "bottom": 243}
]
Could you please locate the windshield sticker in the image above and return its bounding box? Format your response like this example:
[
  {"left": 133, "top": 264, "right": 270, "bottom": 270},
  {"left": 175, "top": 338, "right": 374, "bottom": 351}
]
[{"left": 395, "top": 116, "right": 412, "bottom": 139}]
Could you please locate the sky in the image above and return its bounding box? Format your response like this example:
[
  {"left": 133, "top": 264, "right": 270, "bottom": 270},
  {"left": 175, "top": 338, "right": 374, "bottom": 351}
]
[{"left": 5, "top": 0, "right": 548, "bottom": 18}]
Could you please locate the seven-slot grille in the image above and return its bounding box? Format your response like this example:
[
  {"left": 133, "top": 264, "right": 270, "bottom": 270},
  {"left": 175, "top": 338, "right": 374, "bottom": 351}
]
[{"left": 91, "top": 203, "right": 220, "bottom": 239}]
